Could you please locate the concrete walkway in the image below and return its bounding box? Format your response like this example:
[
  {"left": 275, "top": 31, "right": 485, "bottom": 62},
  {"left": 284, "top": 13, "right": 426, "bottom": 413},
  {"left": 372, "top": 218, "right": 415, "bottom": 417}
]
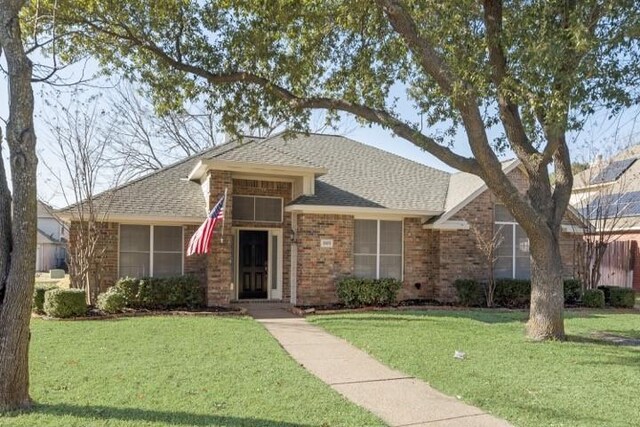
[{"left": 241, "top": 303, "right": 511, "bottom": 427}]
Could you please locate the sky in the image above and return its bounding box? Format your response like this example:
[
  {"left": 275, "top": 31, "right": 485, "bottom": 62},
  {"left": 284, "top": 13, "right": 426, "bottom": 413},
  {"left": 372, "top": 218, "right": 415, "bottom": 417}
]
[{"left": 1, "top": 56, "right": 639, "bottom": 209}]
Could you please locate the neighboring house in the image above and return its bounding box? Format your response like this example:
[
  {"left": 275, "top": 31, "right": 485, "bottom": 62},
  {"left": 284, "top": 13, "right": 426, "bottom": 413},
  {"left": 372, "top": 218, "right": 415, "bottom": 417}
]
[
  {"left": 37, "top": 200, "right": 68, "bottom": 272},
  {"left": 572, "top": 145, "right": 640, "bottom": 289},
  {"left": 58, "top": 132, "right": 583, "bottom": 306}
]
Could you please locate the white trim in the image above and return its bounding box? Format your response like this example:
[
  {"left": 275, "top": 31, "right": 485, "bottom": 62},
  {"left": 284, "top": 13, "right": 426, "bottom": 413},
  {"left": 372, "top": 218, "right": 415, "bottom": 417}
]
[
  {"left": 561, "top": 224, "right": 584, "bottom": 234},
  {"left": 60, "top": 213, "right": 205, "bottom": 225},
  {"left": 423, "top": 220, "right": 470, "bottom": 230},
  {"left": 433, "top": 160, "right": 521, "bottom": 226},
  {"left": 231, "top": 174, "right": 296, "bottom": 183},
  {"left": 286, "top": 204, "right": 440, "bottom": 218},
  {"left": 188, "top": 159, "right": 327, "bottom": 181}
]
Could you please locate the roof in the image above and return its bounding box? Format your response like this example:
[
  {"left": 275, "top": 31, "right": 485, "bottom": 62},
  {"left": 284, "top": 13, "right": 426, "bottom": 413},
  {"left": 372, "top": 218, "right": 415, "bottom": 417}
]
[
  {"left": 58, "top": 132, "right": 487, "bottom": 219},
  {"left": 254, "top": 133, "right": 450, "bottom": 211},
  {"left": 57, "top": 144, "right": 233, "bottom": 220}
]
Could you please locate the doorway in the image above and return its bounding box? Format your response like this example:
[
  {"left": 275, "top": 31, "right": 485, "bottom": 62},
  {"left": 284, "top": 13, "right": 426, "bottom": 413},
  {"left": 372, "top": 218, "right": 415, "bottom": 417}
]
[{"left": 238, "top": 230, "right": 269, "bottom": 299}]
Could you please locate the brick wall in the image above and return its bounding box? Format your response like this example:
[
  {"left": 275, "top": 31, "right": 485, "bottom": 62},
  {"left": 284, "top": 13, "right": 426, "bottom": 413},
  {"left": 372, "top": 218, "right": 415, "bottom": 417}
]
[
  {"left": 232, "top": 179, "right": 293, "bottom": 301},
  {"left": 402, "top": 218, "right": 439, "bottom": 300},
  {"left": 295, "top": 213, "right": 354, "bottom": 305},
  {"left": 435, "top": 167, "right": 582, "bottom": 301},
  {"left": 207, "top": 170, "right": 234, "bottom": 305},
  {"left": 68, "top": 221, "right": 118, "bottom": 293},
  {"left": 183, "top": 224, "right": 208, "bottom": 293}
]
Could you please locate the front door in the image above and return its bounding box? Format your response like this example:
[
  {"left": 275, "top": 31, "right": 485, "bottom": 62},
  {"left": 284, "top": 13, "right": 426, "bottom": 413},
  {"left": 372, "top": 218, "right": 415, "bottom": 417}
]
[{"left": 239, "top": 230, "right": 268, "bottom": 299}]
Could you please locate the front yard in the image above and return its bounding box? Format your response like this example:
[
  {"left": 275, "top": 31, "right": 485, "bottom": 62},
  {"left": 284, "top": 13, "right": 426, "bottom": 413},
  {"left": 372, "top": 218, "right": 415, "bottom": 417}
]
[
  {"left": 310, "top": 309, "right": 640, "bottom": 427},
  {"left": 1, "top": 316, "right": 383, "bottom": 427}
]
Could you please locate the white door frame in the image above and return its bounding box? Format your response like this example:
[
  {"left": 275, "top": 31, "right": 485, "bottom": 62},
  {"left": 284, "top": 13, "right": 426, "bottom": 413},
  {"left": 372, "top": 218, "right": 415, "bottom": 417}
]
[{"left": 233, "top": 227, "right": 283, "bottom": 300}]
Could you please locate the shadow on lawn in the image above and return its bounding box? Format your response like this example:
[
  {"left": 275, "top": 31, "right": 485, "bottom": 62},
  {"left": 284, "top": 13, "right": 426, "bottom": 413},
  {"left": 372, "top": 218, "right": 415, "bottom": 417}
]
[
  {"left": 26, "top": 403, "right": 315, "bottom": 427},
  {"left": 315, "top": 309, "right": 528, "bottom": 324}
]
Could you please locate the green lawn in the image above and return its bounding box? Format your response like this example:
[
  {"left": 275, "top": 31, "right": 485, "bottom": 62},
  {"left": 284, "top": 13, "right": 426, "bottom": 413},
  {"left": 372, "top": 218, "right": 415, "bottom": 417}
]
[
  {"left": 1, "top": 316, "right": 383, "bottom": 427},
  {"left": 310, "top": 309, "right": 640, "bottom": 427}
]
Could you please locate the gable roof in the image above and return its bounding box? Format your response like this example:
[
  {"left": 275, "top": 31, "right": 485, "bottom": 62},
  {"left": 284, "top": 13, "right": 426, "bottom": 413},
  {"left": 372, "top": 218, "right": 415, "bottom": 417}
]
[
  {"left": 58, "top": 132, "right": 488, "bottom": 220},
  {"left": 251, "top": 133, "right": 450, "bottom": 211}
]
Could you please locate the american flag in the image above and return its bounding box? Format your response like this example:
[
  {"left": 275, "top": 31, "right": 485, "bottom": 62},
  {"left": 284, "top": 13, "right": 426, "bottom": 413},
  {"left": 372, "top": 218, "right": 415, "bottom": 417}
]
[{"left": 187, "top": 192, "right": 226, "bottom": 256}]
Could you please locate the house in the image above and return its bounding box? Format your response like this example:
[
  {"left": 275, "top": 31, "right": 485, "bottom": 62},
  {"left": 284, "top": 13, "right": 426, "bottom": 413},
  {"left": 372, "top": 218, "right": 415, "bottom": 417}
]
[
  {"left": 572, "top": 145, "right": 640, "bottom": 289},
  {"left": 58, "top": 132, "right": 582, "bottom": 306},
  {"left": 37, "top": 200, "right": 68, "bottom": 272}
]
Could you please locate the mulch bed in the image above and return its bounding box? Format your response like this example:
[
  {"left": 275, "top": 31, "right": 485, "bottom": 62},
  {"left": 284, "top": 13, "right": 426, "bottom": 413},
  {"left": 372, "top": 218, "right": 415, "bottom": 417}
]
[{"left": 34, "top": 306, "right": 246, "bottom": 321}]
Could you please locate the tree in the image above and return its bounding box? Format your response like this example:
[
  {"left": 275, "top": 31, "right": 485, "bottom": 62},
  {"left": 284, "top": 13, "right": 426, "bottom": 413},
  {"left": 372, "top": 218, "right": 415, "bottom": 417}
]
[
  {"left": 47, "top": 0, "right": 640, "bottom": 339},
  {"left": 0, "top": 0, "right": 38, "bottom": 411},
  {"left": 470, "top": 225, "right": 503, "bottom": 307},
  {"left": 573, "top": 150, "right": 637, "bottom": 290},
  {"left": 43, "top": 95, "right": 124, "bottom": 304}
]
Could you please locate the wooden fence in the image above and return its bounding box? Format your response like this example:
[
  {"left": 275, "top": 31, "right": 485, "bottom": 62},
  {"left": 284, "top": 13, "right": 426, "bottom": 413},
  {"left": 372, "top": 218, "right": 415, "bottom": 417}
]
[{"left": 599, "top": 240, "right": 634, "bottom": 288}]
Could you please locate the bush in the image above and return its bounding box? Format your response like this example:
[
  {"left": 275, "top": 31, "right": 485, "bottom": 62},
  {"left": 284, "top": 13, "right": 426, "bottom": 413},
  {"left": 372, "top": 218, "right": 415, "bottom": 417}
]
[
  {"left": 583, "top": 289, "right": 605, "bottom": 308},
  {"left": 453, "top": 279, "right": 485, "bottom": 307},
  {"left": 336, "top": 277, "right": 402, "bottom": 307},
  {"left": 33, "top": 284, "right": 57, "bottom": 314},
  {"left": 114, "top": 277, "right": 142, "bottom": 308},
  {"left": 97, "top": 287, "right": 127, "bottom": 313},
  {"left": 493, "top": 279, "right": 531, "bottom": 308},
  {"left": 607, "top": 287, "right": 636, "bottom": 308},
  {"left": 113, "top": 275, "right": 204, "bottom": 310},
  {"left": 43, "top": 288, "right": 87, "bottom": 318},
  {"left": 563, "top": 279, "right": 582, "bottom": 305}
]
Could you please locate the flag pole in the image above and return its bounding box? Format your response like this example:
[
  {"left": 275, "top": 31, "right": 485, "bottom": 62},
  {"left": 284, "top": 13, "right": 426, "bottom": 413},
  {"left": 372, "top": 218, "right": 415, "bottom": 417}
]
[{"left": 220, "top": 187, "right": 228, "bottom": 243}]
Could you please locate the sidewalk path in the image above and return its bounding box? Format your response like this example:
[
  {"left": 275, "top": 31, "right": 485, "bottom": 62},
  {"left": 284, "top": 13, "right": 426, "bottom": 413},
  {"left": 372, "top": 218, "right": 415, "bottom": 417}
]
[{"left": 241, "top": 303, "right": 511, "bottom": 427}]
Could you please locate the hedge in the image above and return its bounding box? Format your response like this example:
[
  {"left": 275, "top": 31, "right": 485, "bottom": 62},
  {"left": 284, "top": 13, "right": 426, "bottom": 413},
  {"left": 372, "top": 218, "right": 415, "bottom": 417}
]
[
  {"left": 43, "top": 288, "right": 87, "bottom": 318},
  {"left": 453, "top": 279, "right": 485, "bottom": 306},
  {"left": 112, "top": 275, "right": 204, "bottom": 310},
  {"left": 336, "top": 277, "right": 402, "bottom": 307},
  {"left": 33, "top": 283, "right": 57, "bottom": 314},
  {"left": 97, "top": 287, "right": 127, "bottom": 313},
  {"left": 583, "top": 289, "right": 605, "bottom": 308},
  {"left": 453, "top": 278, "right": 584, "bottom": 308},
  {"left": 598, "top": 286, "right": 636, "bottom": 308}
]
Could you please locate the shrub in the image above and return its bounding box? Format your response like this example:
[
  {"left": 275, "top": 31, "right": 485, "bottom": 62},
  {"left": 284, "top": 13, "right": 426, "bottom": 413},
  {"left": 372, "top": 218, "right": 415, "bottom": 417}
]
[
  {"left": 43, "top": 288, "right": 87, "bottom": 318},
  {"left": 336, "top": 277, "right": 402, "bottom": 307},
  {"left": 113, "top": 275, "right": 204, "bottom": 310},
  {"left": 97, "top": 287, "right": 127, "bottom": 313},
  {"left": 583, "top": 289, "right": 605, "bottom": 308},
  {"left": 114, "top": 277, "right": 142, "bottom": 307},
  {"left": 563, "top": 279, "right": 582, "bottom": 305},
  {"left": 33, "top": 284, "right": 57, "bottom": 314},
  {"left": 493, "top": 279, "right": 531, "bottom": 308},
  {"left": 453, "top": 279, "right": 485, "bottom": 307},
  {"left": 607, "top": 287, "right": 636, "bottom": 308}
]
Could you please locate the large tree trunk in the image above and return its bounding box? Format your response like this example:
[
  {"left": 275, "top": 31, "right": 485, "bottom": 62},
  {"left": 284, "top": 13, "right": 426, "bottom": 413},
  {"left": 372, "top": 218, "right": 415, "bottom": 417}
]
[
  {"left": 527, "top": 232, "right": 566, "bottom": 340},
  {"left": 0, "top": 0, "right": 38, "bottom": 412}
]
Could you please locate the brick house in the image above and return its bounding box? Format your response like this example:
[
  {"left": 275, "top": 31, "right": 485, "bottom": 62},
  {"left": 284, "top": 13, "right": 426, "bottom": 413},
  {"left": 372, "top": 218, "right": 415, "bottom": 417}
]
[{"left": 59, "top": 132, "right": 583, "bottom": 306}]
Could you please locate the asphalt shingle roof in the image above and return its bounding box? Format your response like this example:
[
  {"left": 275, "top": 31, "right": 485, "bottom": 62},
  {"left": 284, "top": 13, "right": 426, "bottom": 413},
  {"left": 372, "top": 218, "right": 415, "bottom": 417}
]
[
  {"left": 59, "top": 132, "right": 463, "bottom": 218},
  {"left": 250, "top": 133, "right": 450, "bottom": 211}
]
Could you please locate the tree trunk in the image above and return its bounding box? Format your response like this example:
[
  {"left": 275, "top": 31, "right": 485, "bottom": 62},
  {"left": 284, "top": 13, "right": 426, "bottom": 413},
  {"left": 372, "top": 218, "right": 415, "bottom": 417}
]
[
  {"left": 0, "top": 0, "right": 37, "bottom": 412},
  {"left": 527, "top": 233, "right": 566, "bottom": 340}
]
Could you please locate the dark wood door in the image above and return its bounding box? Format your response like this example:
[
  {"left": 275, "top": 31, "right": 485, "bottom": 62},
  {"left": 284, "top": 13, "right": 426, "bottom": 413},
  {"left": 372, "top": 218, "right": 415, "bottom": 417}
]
[{"left": 239, "top": 230, "right": 268, "bottom": 299}]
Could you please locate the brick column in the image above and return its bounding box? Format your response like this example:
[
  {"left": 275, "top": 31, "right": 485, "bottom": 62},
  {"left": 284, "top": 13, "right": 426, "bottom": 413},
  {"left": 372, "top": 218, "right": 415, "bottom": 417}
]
[{"left": 207, "top": 170, "right": 234, "bottom": 306}]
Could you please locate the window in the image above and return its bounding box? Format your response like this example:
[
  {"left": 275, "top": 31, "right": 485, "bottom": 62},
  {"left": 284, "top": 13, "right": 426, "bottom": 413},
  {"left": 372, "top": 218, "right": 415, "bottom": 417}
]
[
  {"left": 232, "top": 196, "right": 283, "bottom": 222},
  {"left": 119, "top": 225, "right": 183, "bottom": 278},
  {"left": 354, "top": 219, "right": 402, "bottom": 280},
  {"left": 494, "top": 205, "right": 531, "bottom": 279}
]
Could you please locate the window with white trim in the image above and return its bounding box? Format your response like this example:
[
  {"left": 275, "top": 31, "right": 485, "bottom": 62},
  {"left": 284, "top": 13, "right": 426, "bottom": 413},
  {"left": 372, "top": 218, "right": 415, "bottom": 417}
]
[
  {"left": 494, "top": 205, "right": 531, "bottom": 279},
  {"left": 232, "top": 195, "right": 283, "bottom": 222},
  {"left": 119, "top": 225, "right": 183, "bottom": 278},
  {"left": 354, "top": 219, "right": 402, "bottom": 280}
]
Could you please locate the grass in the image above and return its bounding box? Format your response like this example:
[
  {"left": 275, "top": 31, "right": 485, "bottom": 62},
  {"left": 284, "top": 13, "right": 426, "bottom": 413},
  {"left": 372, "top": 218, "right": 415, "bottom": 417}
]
[
  {"left": 310, "top": 309, "right": 640, "bottom": 427},
  {"left": 1, "top": 316, "right": 383, "bottom": 427}
]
